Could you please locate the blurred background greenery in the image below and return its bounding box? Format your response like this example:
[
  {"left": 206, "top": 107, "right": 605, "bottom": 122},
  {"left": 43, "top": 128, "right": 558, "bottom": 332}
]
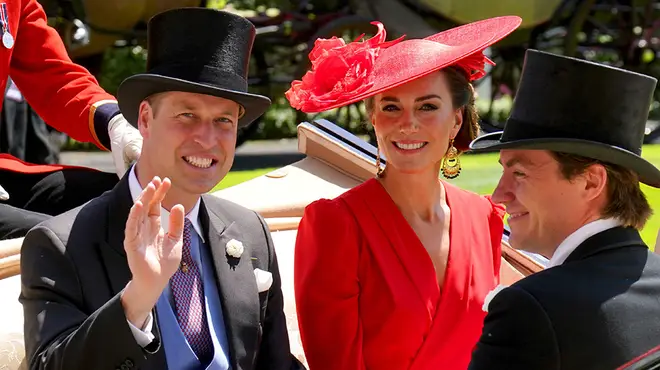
[
  {"left": 66, "top": 0, "right": 372, "bottom": 149},
  {"left": 54, "top": 0, "right": 660, "bottom": 150}
]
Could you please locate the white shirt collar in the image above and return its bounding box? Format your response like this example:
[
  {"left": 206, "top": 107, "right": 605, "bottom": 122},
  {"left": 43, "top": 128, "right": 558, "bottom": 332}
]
[
  {"left": 127, "top": 165, "right": 205, "bottom": 243},
  {"left": 548, "top": 218, "right": 623, "bottom": 267}
]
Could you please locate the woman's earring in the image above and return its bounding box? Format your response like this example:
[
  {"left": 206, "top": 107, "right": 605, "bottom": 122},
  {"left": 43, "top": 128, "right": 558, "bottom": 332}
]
[
  {"left": 376, "top": 148, "right": 385, "bottom": 178},
  {"left": 441, "top": 139, "right": 461, "bottom": 179}
]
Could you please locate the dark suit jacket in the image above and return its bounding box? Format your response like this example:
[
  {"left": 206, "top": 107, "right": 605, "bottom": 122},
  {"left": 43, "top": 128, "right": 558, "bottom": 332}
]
[
  {"left": 19, "top": 174, "right": 302, "bottom": 370},
  {"left": 469, "top": 226, "right": 660, "bottom": 370}
]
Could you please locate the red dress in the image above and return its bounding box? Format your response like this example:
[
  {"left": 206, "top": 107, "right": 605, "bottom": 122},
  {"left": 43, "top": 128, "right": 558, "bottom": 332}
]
[{"left": 294, "top": 178, "right": 505, "bottom": 370}]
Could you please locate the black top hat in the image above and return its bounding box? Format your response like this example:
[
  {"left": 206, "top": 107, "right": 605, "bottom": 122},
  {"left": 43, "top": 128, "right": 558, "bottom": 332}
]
[
  {"left": 117, "top": 8, "right": 270, "bottom": 128},
  {"left": 470, "top": 49, "right": 660, "bottom": 188}
]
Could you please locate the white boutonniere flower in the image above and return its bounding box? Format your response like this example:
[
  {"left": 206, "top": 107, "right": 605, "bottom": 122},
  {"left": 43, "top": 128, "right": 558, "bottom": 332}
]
[
  {"left": 482, "top": 284, "right": 507, "bottom": 313},
  {"left": 226, "top": 239, "right": 244, "bottom": 259}
]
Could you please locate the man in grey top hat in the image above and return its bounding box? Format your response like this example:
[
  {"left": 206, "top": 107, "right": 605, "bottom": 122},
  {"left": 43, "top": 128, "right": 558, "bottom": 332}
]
[
  {"left": 19, "top": 7, "right": 303, "bottom": 370},
  {"left": 468, "top": 50, "right": 660, "bottom": 370}
]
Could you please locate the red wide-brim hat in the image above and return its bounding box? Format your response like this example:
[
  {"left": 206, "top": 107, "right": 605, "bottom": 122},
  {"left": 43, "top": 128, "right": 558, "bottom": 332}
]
[{"left": 286, "top": 16, "right": 522, "bottom": 113}]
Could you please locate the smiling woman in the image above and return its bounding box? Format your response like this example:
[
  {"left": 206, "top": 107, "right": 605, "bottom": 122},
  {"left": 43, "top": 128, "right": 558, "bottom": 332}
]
[
  {"left": 365, "top": 65, "right": 479, "bottom": 152},
  {"left": 364, "top": 65, "right": 479, "bottom": 179},
  {"left": 284, "top": 16, "right": 524, "bottom": 370}
]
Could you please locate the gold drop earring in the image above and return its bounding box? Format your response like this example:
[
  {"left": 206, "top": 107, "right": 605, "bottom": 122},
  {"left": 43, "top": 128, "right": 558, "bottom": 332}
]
[
  {"left": 376, "top": 147, "right": 385, "bottom": 178},
  {"left": 441, "top": 138, "right": 461, "bottom": 179}
]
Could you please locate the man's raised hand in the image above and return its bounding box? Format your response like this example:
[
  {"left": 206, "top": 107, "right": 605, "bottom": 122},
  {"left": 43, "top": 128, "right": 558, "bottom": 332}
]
[{"left": 121, "top": 176, "right": 185, "bottom": 328}]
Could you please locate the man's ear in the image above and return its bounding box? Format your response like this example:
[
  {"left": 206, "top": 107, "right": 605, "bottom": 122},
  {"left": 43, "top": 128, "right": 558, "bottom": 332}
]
[
  {"left": 137, "top": 101, "right": 152, "bottom": 138},
  {"left": 582, "top": 163, "right": 608, "bottom": 202}
]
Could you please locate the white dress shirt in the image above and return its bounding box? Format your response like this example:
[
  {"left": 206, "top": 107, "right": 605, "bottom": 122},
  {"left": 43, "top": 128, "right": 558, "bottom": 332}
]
[
  {"left": 125, "top": 165, "right": 205, "bottom": 347},
  {"left": 5, "top": 78, "right": 23, "bottom": 102},
  {"left": 547, "top": 218, "right": 624, "bottom": 268}
]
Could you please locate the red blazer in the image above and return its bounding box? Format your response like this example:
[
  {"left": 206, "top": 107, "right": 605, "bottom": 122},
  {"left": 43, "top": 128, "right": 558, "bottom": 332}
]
[
  {"left": 0, "top": 0, "right": 120, "bottom": 174},
  {"left": 294, "top": 178, "right": 505, "bottom": 370}
]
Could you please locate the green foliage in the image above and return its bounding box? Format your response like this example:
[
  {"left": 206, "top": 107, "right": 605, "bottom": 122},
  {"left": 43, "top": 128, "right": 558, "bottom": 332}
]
[
  {"left": 210, "top": 0, "right": 292, "bottom": 11},
  {"left": 206, "top": 0, "right": 228, "bottom": 9},
  {"left": 253, "top": 96, "right": 300, "bottom": 140},
  {"left": 63, "top": 0, "right": 374, "bottom": 150},
  {"left": 98, "top": 46, "right": 148, "bottom": 95}
]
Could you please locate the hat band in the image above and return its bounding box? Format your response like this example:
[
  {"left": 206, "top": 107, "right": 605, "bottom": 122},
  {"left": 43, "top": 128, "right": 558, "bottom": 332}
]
[
  {"left": 147, "top": 63, "right": 248, "bottom": 93},
  {"left": 501, "top": 118, "right": 642, "bottom": 156}
]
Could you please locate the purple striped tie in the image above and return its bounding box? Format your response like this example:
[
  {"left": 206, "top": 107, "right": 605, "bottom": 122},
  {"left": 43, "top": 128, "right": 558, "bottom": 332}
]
[{"left": 170, "top": 218, "right": 213, "bottom": 361}]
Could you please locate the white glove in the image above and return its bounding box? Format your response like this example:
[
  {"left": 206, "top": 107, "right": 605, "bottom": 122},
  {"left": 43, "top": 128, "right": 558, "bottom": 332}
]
[
  {"left": 0, "top": 184, "right": 8, "bottom": 201},
  {"left": 108, "top": 114, "right": 143, "bottom": 178}
]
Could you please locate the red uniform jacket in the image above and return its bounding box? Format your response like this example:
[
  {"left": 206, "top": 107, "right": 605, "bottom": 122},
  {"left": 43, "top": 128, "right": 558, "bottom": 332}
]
[
  {"left": 0, "top": 0, "right": 120, "bottom": 174},
  {"left": 294, "top": 179, "right": 506, "bottom": 370}
]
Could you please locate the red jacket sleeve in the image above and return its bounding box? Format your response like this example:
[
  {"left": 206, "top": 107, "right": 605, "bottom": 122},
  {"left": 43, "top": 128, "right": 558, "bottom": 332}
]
[
  {"left": 9, "top": 0, "right": 119, "bottom": 151},
  {"left": 294, "top": 198, "right": 366, "bottom": 370}
]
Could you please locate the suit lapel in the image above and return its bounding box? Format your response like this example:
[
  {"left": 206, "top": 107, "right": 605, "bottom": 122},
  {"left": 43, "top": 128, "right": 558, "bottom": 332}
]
[
  {"left": 200, "top": 195, "right": 260, "bottom": 370},
  {"left": 102, "top": 175, "right": 134, "bottom": 294},
  {"left": 98, "top": 174, "right": 167, "bottom": 370},
  {"left": 564, "top": 226, "right": 648, "bottom": 264}
]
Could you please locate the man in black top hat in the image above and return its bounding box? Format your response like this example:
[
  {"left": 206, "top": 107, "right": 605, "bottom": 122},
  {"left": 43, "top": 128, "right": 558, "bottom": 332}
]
[
  {"left": 19, "top": 8, "right": 303, "bottom": 370},
  {"left": 467, "top": 49, "right": 660, "bottom": 370}
]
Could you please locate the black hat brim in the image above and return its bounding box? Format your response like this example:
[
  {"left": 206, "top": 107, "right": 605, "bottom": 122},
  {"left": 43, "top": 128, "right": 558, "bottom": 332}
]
[
  {"left": 117, "top": 73, "right": 271, "bottom": 129},
  {"left": 470, "top": 132, "right": 660, "bottom": 188}
]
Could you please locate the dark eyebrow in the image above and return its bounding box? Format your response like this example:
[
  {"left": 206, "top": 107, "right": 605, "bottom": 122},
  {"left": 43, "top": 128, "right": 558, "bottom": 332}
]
[
  {"left": 216, "top": 110, "right": 237, "bottom": 118},
  {"left": 174, "top": 99, "right": 237, "bottom": 117},
  {"left": 173, "top": 99, "right": 197, "bottom": 111},
  {"left": 415, "top": 94, "right": 442, "bottom": 102},
  {"left": 498, "top": 155, "right": 535, "bottom": 168},
  {"left": 379, "top": 94, "right": 443, "bottom": 103}
]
